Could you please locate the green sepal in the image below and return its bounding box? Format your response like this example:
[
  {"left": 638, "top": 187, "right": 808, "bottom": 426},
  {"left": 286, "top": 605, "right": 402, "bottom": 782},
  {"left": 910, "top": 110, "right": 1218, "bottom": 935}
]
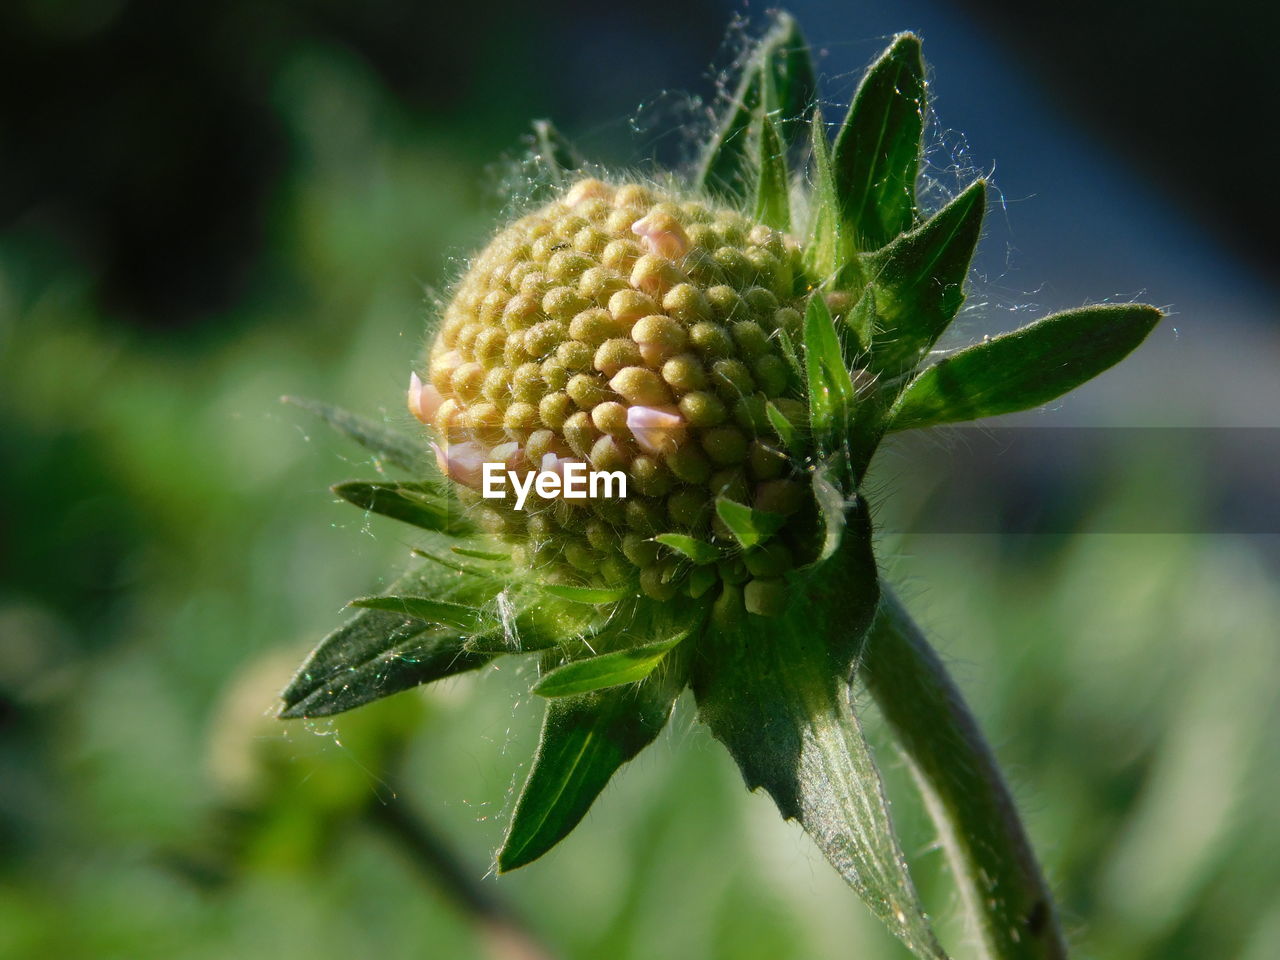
[
  {"left": 497, "top": 651, "right": 688, "bottom": 871},
  {"left": 863, "top": 179, "right": 986, "bottom": 379},
  {"left": 653, "top": 533, "right": 721, "bottom": 565},
  {"left": 804, "top": 107, "right": 855, "bottom": 287},
  {"left": 532, "top": 631, "right": 690, "bottom": 698},
  {"left": 714, "top": 497, "right": 785, "bottom": 550},
  {"left": 465, "top": 590, "right": 616, "bottom": 654},
  {"left": 333, "top": 480, "right": 470, "bottom": 535},
  {"left": 832, "top": 34, "right": 926, "bottom": 251},
  {"left": 698, "top": 12, "right": 815, "bottom": 204},
  {"left": 282, "top": 396, "right": 428, "bottom": 474},
  {"left": 888, "top": 304, "right": 1164, "bottom": 431},
  {"left": 450, "top": 545, "right": 509, "bottom": 561},
  {"left": 764, "top": 400, "right": 798, "bottom": 452},
  {"left": 754, "top": 113, "right": 791, "bottom": 232},
  {"left": 803, "top": 292, "right": 856, "bottom": 453},
  {"left": 531, "top": 118, "right": 584, "bottom": 188},
  {"left": 692, "top": 511, "right": 943, "bottom": 958},
  {"left": 348, "top": 595, "right": 486, "bottom": 632},
  {"left": 280, "top": 565, "right": 495, "bottom": 719}
]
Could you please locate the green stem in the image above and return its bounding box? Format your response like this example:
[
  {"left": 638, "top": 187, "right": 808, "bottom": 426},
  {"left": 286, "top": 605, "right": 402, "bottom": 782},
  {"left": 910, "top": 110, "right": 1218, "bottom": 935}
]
[{"left": 859, "top": 585, "right": 1069, "bottom": 960}]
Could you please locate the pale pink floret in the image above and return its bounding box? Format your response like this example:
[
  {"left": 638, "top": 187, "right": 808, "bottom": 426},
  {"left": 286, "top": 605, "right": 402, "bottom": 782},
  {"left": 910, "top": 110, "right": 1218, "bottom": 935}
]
[
  {"left": 626, "top": 405, "right": 687, "bottom": 456},
  {"left": 630, "top": 210, "right": 689, "bottom": 260},
  {"left": 489, "top": 441, "right": 527, "bottom": 472},
  {"left": 407, "top": 372, "right": 443, "bottom": 425},
  {"left": 540, "top": 452, "right": 587, "bottom": 478},
  {"left": 565, "top": 179, "right": 612, "bottom": 207},
  {"left": 430, "top": 440, "right": 489, "bottom": 490}
]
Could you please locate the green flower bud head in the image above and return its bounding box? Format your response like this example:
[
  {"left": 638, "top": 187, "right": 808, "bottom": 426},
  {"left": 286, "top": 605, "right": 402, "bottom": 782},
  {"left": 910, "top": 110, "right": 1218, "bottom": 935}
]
[{"left": 412, "top": 179, "right": 808, "bottom": 603}]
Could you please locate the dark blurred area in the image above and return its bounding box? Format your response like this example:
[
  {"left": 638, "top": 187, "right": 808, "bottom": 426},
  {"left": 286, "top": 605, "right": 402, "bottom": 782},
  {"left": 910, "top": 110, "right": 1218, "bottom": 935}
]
[
  {"left": 957, "top": 0, "right": 1280, "bottom": 276},
  {"left": 2, "top": 2, "right": 1278, "bottom": 959},
  {"left": 4, "top": 0, "right": 1276, "bottom": 331},
  {"left": 0, "top": 0, "right": 727, "bottom": 328}
]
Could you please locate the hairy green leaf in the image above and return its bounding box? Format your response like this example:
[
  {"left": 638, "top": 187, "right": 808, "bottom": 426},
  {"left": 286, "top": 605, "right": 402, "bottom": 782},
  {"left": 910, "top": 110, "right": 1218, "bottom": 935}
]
[
  {"left": 864, "top": 179, "right": 986, "bottom": 379},
  {"left": 449, "top": 545, "right": 509, "bottom": 561},
  {"left": 714, "top": 497, "right": 785, "bottom": 550},
  {"left": 804, "top": 107, "right": 851, "bottom": 284},
  {"left": 833, "top": 34, "right": 926, "bottom": 251},
  {"left": 754, "top": 114, "right": 791, "bottom": 231},
  {"left": 348, "top": 595, "right": 486, "bottom": 632},
  {"left": 281, "top": 566, "right": 495, "bottom": 718},
  {"left": 693, "top": 515, "right": 943, "bottom": 958},
  {"left": 333, "top": 480, "right": 469, "bottom": 535},
  {"left": 653, "top": 533, "right": 721, "bottom": 565},
  {"left": 804, "top": 292, "right": 856, "bottom": 451},
  {"left": 498, "top": 656, "right": 688, "bottom": 871},
  {"left": 533, "top": 633, "right": 688, "bottom": 698},
  {"left": 283, "top": 395, "right": 427, "bottom": 474},
  {"left": 764, "top": 400, "right": 798, "bottom": 452},
  {"left": 889, "top": 304, "right": 1164, "bottom": 431},
  {"left": 698, "top": 12, "right": 815, "bottom": 203}
]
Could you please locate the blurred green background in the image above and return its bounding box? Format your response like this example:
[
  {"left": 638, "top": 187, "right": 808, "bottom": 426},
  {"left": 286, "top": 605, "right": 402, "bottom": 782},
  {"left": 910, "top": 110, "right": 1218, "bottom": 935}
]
[{"left": 2, "top": 2, "right": 1278, "bottom": 958}]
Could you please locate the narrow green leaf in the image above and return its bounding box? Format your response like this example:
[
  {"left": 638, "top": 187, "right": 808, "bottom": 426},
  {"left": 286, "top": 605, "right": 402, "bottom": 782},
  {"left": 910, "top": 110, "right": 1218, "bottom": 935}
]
[
  {"left": 498, "top": 657, "right": 687, "bottom": 871},
  {"left": 804, "top": 107, "right": 853, "bottom": 285},
  {"left": 541, "top": 583, "right": 632, "bottom": 604},
  {"left": 349, "top": 595, "right": 486, "bottom": 632},
  {"left": 754, "top": 113, "right": 791, "bottom": 231},
  {"left": 764, "top": 400, "right": 797, "bottom": 452},
  {"left": 450, "top": 545, "right": 509, "bottom": 561},
  {"left": 281, "top": 566, "right": 495, "bottom": 719},
  {"left": 843, "top": 286, "right": 877, "bottom": 356},
  {"left": 889, "top": 304, "right": 1164, "bottom": 431},
  {"left": 531, "top": 118, "right": 583, "bottom": 188},
  {"left": 698, "top": 12, "right": 815, "bottom": 203},
  {"left": 533, "top": 633, "right": 688, "bottom": 698},
  {"left": 760, "top": 13, "right": 817, "bottom": 143},
  {"left": 714, "top": 497, "right": 785, "bottom": 550},
  {"left": 804, "top": 292, "right": 857, "bottom": 450},
  {"left": 653, "top": 533, "right": 721, "bottom": 565},
  {"left": 776, "top": 327, "right": 804, "bottom": 380},
  {"left": 333, "top": 480, "right": 469, "bottom": 535},
  {"left": 864, "top": 179, "right": 986, "bottom": 379},
  {"left": 692, "top": 518, "right": 944, "bottom": 959},
  {"left": 282, "top": 395, "right": 427, "bottom": 474},
  {"left": 832, "top": 34, "right": 926, "bottom": 251}
]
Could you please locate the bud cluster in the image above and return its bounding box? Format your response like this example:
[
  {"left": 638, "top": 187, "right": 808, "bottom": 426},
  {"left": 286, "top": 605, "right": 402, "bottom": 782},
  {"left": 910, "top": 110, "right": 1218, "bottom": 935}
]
[{"left": 408, "top": 179, "right": 815, "bottom": 611}]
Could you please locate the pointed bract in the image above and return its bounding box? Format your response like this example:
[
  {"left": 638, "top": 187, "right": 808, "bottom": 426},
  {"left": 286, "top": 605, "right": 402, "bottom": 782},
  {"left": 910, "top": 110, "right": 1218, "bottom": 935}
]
[
  {"left": 498, "top": 659, "right": 687, "bottom": 871},
  {"left": 833, "top": 34, "right": 926, "bottom": 251},
  {"left": 888, "top": 304, "right": 1164, "bottom": 430},
  {"left": 863, "top": 179, "right": 986, "bottom": 379}
]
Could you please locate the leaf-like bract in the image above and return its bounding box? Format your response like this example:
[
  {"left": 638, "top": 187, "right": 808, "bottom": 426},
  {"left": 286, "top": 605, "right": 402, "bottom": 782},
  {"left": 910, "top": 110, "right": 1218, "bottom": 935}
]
[
  {"left": 498, "top": 658, "right": 687, "bottom": 871},
  {"left": 889, "top": 304, "right": 1164, "bottom": 430},
  {"left": 714, "top": 497, "right": 785, "bottom": 550},
  {"left": 832, "top": 34, "right": 926, "bottom": 251},
  {"left": 863, "top": 179, "right": 986, "bottom": 379},
  {"left": 692, "top": 514, "right": 945, "bottom": 958}
]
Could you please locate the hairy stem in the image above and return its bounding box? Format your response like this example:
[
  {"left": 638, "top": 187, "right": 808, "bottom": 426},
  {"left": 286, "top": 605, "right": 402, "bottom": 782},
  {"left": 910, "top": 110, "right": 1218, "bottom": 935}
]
[
  {"left": 366, "top": 793, "right": 559, "bottom": 960},
  {"left": 859, "top": 586, "right": 1069, "bottom": 960}
]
